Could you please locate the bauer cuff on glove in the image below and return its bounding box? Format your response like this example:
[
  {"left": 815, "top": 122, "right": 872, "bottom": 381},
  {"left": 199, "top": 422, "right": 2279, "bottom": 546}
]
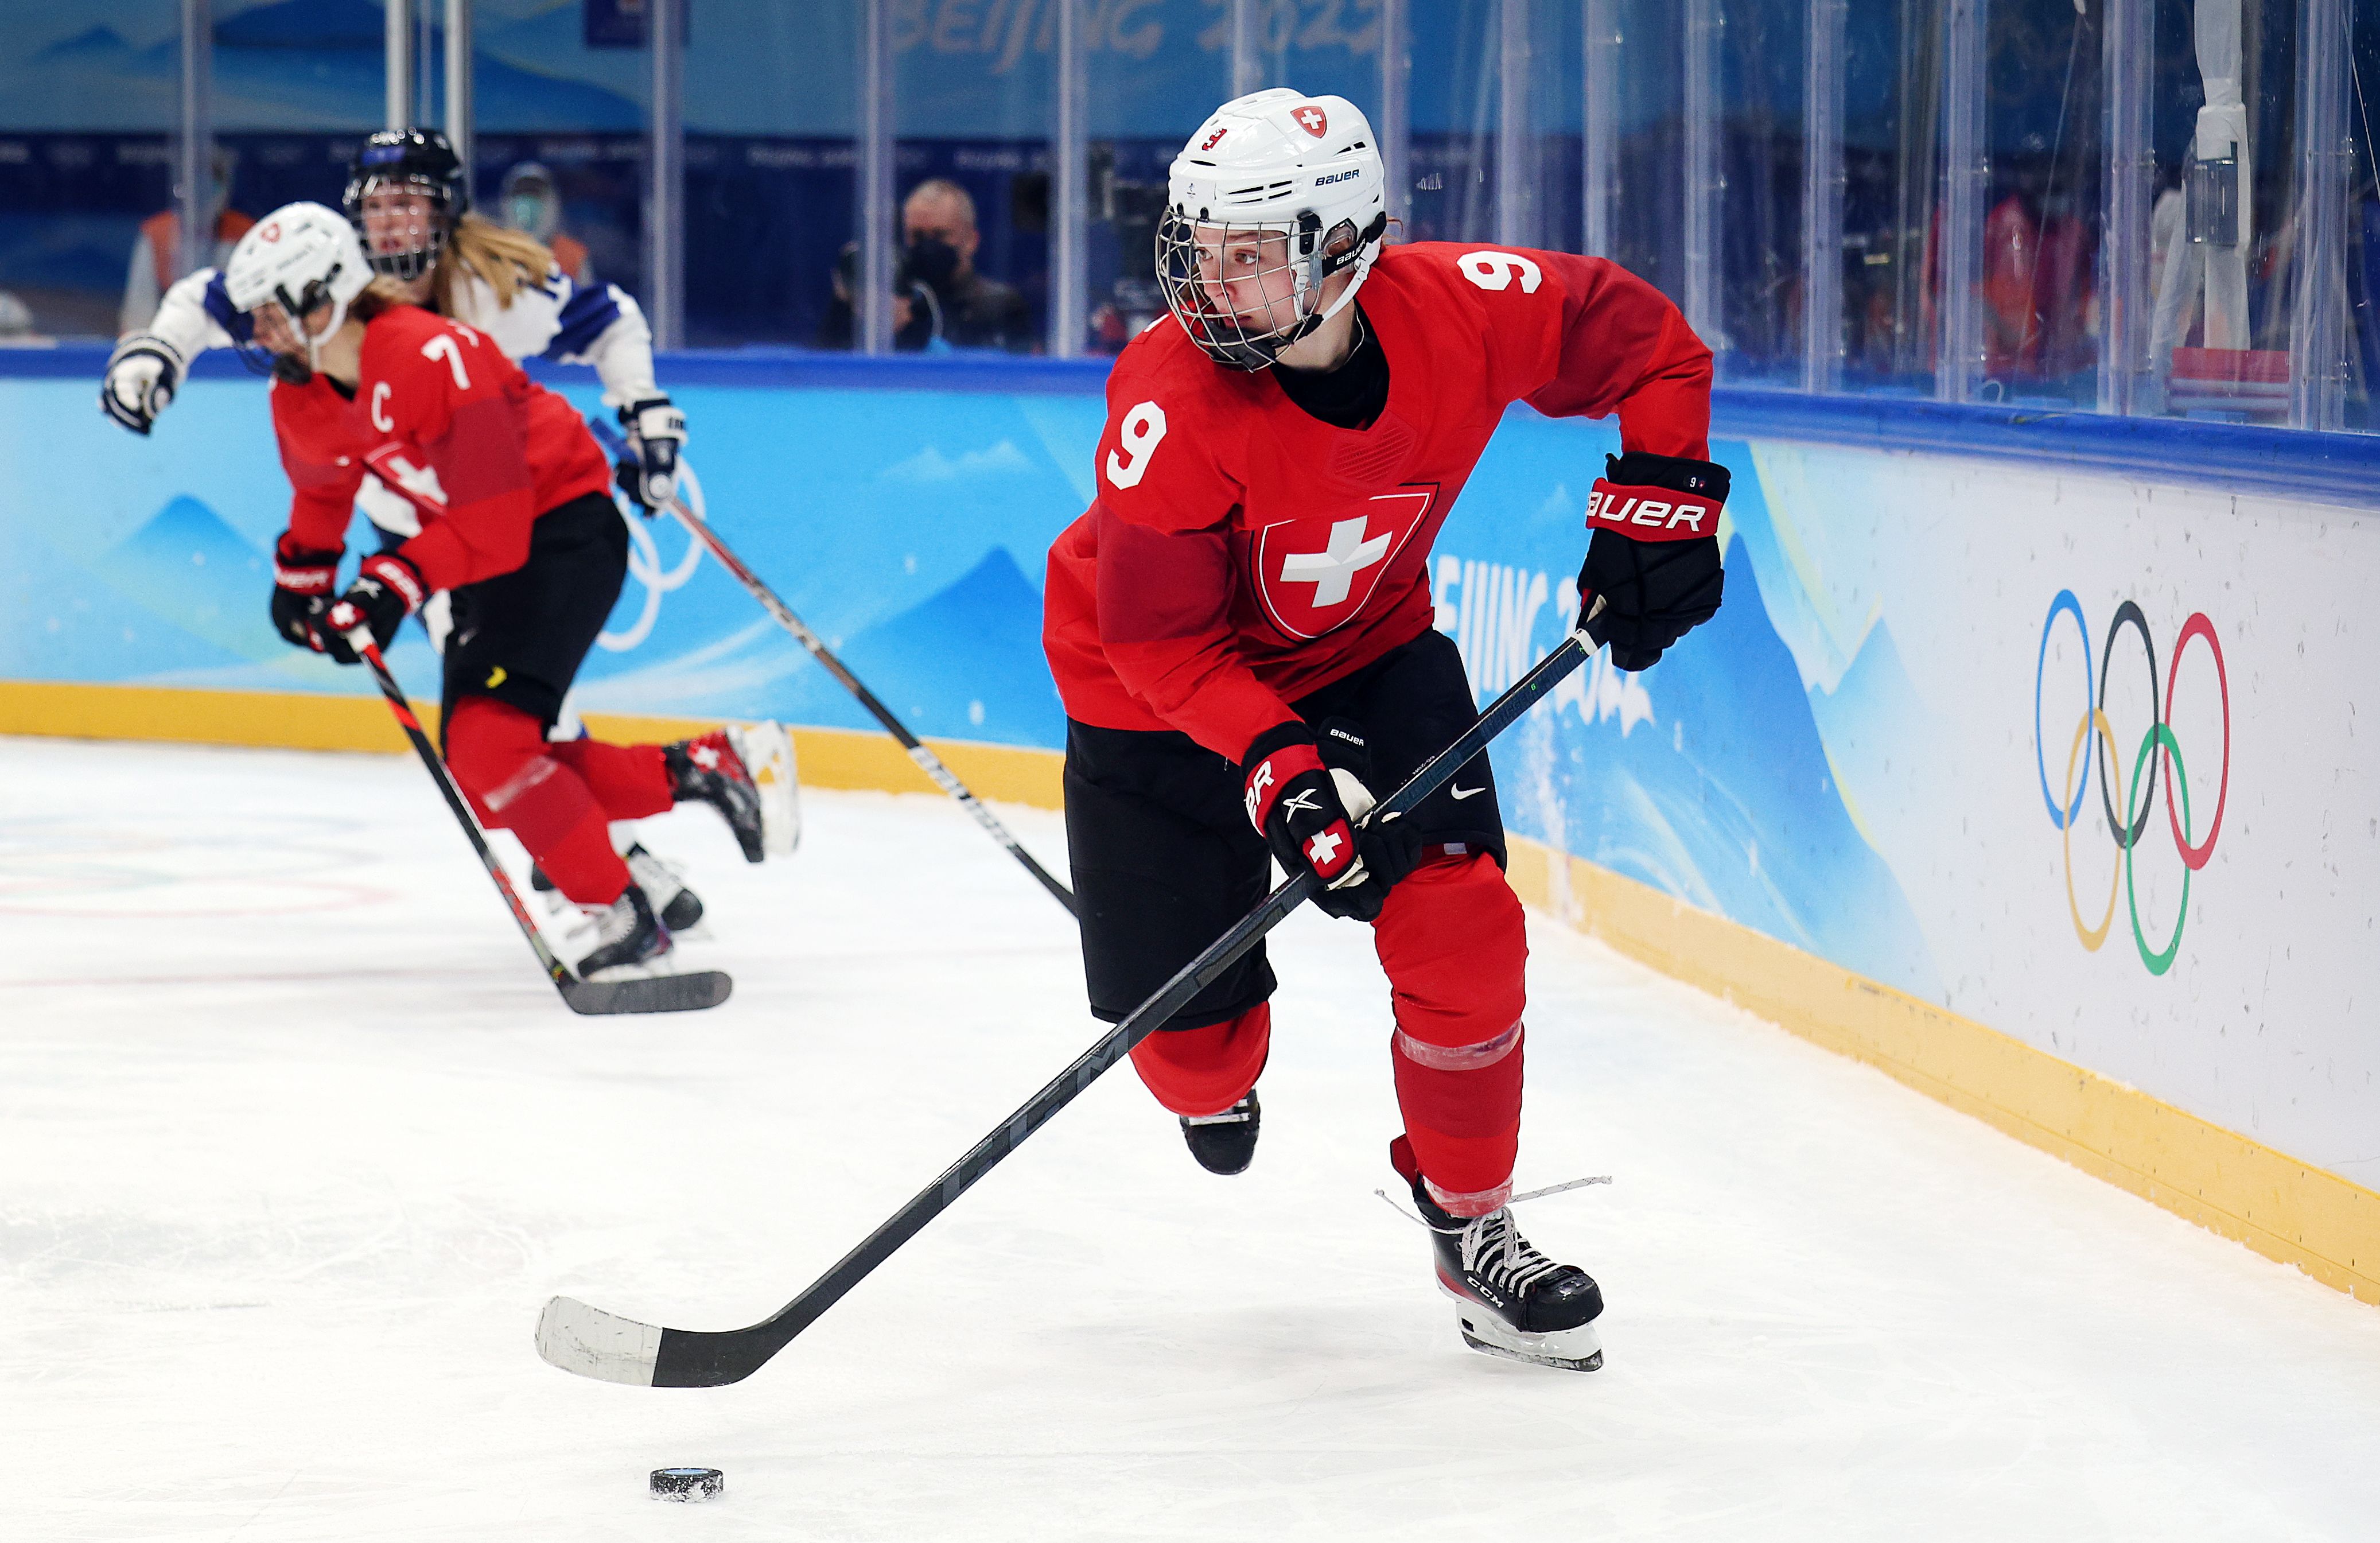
[
  {"left": 270, "top": 534, "right": 342, "bottom": 650},
  {"left": 1578, "top": 450, "right": 1730, "bottom": 672},
  {"left": 100, "top": 334, "right": 186, "bottom": 436},
  {"left": 618, "top": 396, "right": 686, "bottom": 512},
  {"left": 312, "top": 551, "right": 425, "bottom": 664},
  {"left": 1242, "top": 718, "right": 1387, "bottom": 923}
]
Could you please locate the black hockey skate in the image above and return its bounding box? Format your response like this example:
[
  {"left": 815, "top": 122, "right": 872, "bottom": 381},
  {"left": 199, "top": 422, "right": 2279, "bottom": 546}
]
[
  {"left": 624, "top": 843, "right": 703, "bottom": 931},
  {"left": 1412, "top": 1176, "right": 1604, "bottom": 1372},
  {"left": 532, "top": 848, "right": 703, "bottom": 932},
  {"left": 575, "top": 883, "right": 674, "bottom": 981},
  {"left": 1179, "top": 1090, "right": 1260, "bottom": 1175},
  {"left": 666, "top": 728, "right": 768, "bottom": 864}
]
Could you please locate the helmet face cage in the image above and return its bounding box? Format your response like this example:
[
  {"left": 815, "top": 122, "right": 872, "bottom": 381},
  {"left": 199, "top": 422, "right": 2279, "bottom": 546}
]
[
  {"left": 1156, "top": 208, "right": 1381, "bottom": 371},
  {"left": 341, "top": 130, "right": 467, "bottom": 281},
  {"left": 347, "top": 176, "right": 455, "bottom": 280}
]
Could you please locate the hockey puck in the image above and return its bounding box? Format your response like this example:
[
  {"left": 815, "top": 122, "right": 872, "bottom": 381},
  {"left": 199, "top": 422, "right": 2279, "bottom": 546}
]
[{"left": 649, "top": 1467, "right": 724, "bottom": 1502}]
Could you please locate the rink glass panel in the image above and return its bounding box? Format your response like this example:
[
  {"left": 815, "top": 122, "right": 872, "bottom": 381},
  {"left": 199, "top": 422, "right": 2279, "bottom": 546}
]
[
  {"left": 680, "top": 10, "right": 859, "bottom": 348},
  {"left": 2, "top": 0, "right": 2379, "bottom": 436},
  {"left": 1715, "top": 0, "right": 1810, "bottom": 385},
  {"left": 0, "top": 2, "right": 183, "bottom": 340}
]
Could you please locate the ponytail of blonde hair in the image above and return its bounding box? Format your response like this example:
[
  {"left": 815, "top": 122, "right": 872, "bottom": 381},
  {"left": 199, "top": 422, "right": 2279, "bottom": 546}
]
[{"left": 431, "top": 213, "right": 558, "bottom": 314}]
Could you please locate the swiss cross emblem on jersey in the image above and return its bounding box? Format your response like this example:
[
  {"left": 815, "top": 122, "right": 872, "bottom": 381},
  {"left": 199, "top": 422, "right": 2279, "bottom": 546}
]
[
  {"left": 1251, "top": 489, "right": 1434, "bottom": 640},
  {"left": 1294, "top": 105, "right": 1328, "bottom": 137}
]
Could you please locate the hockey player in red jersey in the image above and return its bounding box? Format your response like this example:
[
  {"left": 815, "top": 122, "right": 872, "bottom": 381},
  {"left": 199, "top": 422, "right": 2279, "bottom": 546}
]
[
  {"left": 220, "top": 203, "right": 794, "bottom": 980},
  {"left": 1043, "top": 91, "right": 1728, "bottom": 1371}
]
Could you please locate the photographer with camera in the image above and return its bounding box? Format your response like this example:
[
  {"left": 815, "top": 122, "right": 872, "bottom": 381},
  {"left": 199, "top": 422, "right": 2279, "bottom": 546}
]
[{"left": 820, "top": 178, "right": 1033, "bottom": 353}]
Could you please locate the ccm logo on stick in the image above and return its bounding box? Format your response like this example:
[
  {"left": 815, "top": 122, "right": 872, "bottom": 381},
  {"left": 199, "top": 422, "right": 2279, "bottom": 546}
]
[{"left": 1586, "top": 487, "right": 1716, "bottom": 534}]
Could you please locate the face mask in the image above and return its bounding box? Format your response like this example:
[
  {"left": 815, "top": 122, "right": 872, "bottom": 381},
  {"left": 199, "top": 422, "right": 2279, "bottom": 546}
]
[
  {"left": 508, "top": 193, "right": 557, "bottom": 239},
  {"left": 904, "top": 235, "right": 960, "bottom": 292}
]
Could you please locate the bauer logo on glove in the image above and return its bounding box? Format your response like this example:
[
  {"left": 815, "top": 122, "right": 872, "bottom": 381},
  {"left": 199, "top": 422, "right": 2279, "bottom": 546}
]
[{"left": 1577, "top": 450, "right": 1730, "bottom": 673}]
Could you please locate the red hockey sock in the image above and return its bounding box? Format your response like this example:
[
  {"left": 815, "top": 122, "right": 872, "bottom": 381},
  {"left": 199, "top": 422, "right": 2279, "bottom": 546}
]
[
  {"left": 546, "top": 737, "right": 673, "bottom": 820},
  {"left": 1129, "top": 1004, "right": 1271, "bottom": 1118},
  {"left": 444, "top": 698, "right": 630, "bottom": 907},
  {"left": 1374, "top": 853, "right": 1529, "bottom": 1212}
]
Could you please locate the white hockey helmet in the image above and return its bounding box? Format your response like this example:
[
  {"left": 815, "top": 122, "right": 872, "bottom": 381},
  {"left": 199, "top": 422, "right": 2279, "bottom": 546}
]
[
  {"left": 1156, "top": 88, "right": 1389, "bottom": 371},
  {"left": 223, "top": 201, "right": 373, "bottom": 369}
]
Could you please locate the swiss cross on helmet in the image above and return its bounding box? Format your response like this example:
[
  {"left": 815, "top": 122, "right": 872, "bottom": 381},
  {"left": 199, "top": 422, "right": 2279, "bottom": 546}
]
[
  {"left": 342, "top": 127, "right": 469, "bottom": 281},
  {"left": 1157, "top": 89, "right": 1389, "bottom": 371},
  {"left": 223, "top": 201, "right": 372, "bottom": 374}
]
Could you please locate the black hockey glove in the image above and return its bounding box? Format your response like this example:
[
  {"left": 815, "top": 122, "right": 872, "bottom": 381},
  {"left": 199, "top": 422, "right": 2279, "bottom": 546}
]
[
  {"left": 617, "top": 395, "right": 686, "bottom": 512},
  {"left": 270, "top": 534, "right": 341, "bottom": 651},
  {"left": 310, "top": 552, "right": 426, "bottom": 665},
  {"left": 100, "top": 334, "right": 185, "bottom": 436},
  {"left": 1577, "top": 450, "right": 1730, "bottom": 671},
  {"left": 1242, "top": 719, "right": 1390, "bottom": 923}
]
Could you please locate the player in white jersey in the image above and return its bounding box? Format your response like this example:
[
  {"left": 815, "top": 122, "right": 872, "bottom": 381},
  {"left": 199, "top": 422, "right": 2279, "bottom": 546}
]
[{"left": 99, "top": 129, "right": 687, "bottom": 524}]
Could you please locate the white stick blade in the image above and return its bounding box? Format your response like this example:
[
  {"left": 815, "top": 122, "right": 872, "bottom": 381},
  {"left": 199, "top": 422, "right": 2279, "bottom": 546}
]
[{"left": 535, "top": 1295, "right": 663, "bottom": 1386}]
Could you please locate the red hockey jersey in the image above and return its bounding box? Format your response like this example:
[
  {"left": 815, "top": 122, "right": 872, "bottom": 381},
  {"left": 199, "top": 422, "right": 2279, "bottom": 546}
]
[
  {"left": 1042, "top": 242, "right": 1714, "bottom": 764},
  {"left": 270, "top": 304, "right": 613, "bottom": 592}
]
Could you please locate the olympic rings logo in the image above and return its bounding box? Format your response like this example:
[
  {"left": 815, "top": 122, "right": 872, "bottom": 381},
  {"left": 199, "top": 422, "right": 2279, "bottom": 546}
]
[
  {"left": 2033, "top": 590, "right": 2230, "bottom": 975},
  {"left": 597, "top": 457, "right": 706, "bottom": 653}
]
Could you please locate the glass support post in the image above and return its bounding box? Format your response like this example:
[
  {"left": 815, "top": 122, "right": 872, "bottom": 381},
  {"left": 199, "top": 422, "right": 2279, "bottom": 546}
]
[
  {"left": 1802, "top": 0, "right": 1847, "bottom": 390},
  {"left": 2290, "top": 0, "right": 2350, "bottom": 429},
  {"left": 1684, "top": 0, "right": 1722, "bottom": 346},
  {"left": 1231, "top": 0, "right": 1263, "bottom": 97},
  {"left": 444, "top": 0, "right": 471, "bottom": 177},
  {"left": 1936, "top": 0, "right": 1988, "bottom": 402},
  {"left": 1381, "top": 0, "right": 1411, "bottom": 234},
  {"left": 1052, "top": 0, "right": 1087, "bottom": 357},
  {"left": 176, "top": 0, "right": 213, "bottom": 286},
  {"left": 646, "top": 0, "right": 683, "bottom": 349},
  {"left": 1497, "top": 0, "right": 1533, "bottom": 247},
  {"left": 386, "top": 0, "right": 409, "bottom": 131},
  {"left": 2100, "top": 0, "right": 2152, "bottom": 414},
  {"left": 417, "top": 2, "right": 434, "bottom": 123},
  {"left": 1582, "top": 0, "right": 1617, "bottom": 258},
  {"left": 860, "top": 0, "right": 894, "bottom": 355}
]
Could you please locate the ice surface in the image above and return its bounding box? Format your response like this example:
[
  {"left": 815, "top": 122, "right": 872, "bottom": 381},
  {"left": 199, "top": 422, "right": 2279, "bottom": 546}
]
[{"left": 3, "top": 737, "right": 2377, "bottom": 1541}]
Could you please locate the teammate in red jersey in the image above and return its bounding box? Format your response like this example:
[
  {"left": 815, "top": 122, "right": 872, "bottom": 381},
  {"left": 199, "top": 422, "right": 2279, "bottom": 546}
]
[
  {"left": 220, "top": 204, "right": 794, "bottom": 980},
  {"left": 1043, "top": 91, "right": 1729, "bottom": 1371}
]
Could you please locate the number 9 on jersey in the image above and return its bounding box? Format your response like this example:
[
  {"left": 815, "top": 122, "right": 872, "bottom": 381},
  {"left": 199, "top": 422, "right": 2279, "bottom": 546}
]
[{"left": 1106, "top": 401, "right": 1168, "bottom": 491}]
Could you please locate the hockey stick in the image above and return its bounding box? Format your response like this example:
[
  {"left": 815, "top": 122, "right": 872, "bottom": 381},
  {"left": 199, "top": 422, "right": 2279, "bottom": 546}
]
[
  {"left": 589, "top": 418, "right": 1076, "bottom": 916},
  {"left": 355, "top": 639, "right": 732, "bottom": 1016},
  {"left": 535, "top": 603, "right": 1608, "bottom": 1386}
]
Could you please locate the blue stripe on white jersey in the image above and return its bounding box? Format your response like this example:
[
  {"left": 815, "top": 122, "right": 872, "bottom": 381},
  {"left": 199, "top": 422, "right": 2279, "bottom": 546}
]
[
  {"left": 203, "top": 271, "right": 254, "bottom": 344},
  {"left": 549, "top": 282, "right": 625, "bottom": 359}
]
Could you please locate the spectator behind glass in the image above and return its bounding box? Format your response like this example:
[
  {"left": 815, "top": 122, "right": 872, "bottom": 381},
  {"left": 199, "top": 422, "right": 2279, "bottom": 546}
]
[
  {"left": 819, "top": 178, "right": 1035, "bottom": 353},
  {"left": 498, "top": 161, "right": 594, "bottom": 287},
  {"left": 121, "top": 147, "right": 253, "bottom": 337}
]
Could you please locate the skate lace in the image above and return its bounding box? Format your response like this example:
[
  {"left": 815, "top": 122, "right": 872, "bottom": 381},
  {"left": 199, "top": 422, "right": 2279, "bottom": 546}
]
[
  {"left": 585, "top": 892, "right": 638, "bottom": 948},
  {"left": 1467, "top": 1210, "right": 1564, "bottom": 1297}
]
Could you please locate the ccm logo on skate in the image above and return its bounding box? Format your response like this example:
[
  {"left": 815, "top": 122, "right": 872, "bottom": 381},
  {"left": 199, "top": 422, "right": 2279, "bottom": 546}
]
[{"left": 1586, "top": 486, "right": 1716, "bottom": 537}]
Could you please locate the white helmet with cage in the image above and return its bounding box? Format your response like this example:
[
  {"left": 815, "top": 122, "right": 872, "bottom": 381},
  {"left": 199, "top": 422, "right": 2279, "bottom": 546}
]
[
  {"left": 1157, "top": 88, "right": 1389, "bottom": 371},
  {"left": 223, "top": 201, "right": 373, "bottom": 370}
]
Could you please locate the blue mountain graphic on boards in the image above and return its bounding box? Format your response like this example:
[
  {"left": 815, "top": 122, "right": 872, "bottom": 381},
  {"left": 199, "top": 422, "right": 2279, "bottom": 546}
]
[
  {"left": 99, "top": 496, "right": 277, "bottom": 667},
  {"left": 1504, "top": 532, "right": 1941, "bottom": 999},
  {"left": 773, "top": 546, "right": 1062, "bottom": 748}
]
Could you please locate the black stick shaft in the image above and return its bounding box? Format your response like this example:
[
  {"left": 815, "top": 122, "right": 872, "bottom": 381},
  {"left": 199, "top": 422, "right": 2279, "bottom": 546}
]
[
  {"left": 650, "top": 619, "right": 1603, "bottom": 1385},
  {"left": 357, "top": 640, "right": 578, "bottom": 997},
  {"left": 594, "top": 422, "right": 1078, "bottom": 916}
]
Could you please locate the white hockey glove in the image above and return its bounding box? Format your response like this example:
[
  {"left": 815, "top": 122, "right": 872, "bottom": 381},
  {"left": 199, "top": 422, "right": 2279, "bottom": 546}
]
[
  {"left": 101, "top": 335, "right": 187, "bottom": 436},
  {"left": 617, "top": 396, "right": 687, "bottom": 512}
]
